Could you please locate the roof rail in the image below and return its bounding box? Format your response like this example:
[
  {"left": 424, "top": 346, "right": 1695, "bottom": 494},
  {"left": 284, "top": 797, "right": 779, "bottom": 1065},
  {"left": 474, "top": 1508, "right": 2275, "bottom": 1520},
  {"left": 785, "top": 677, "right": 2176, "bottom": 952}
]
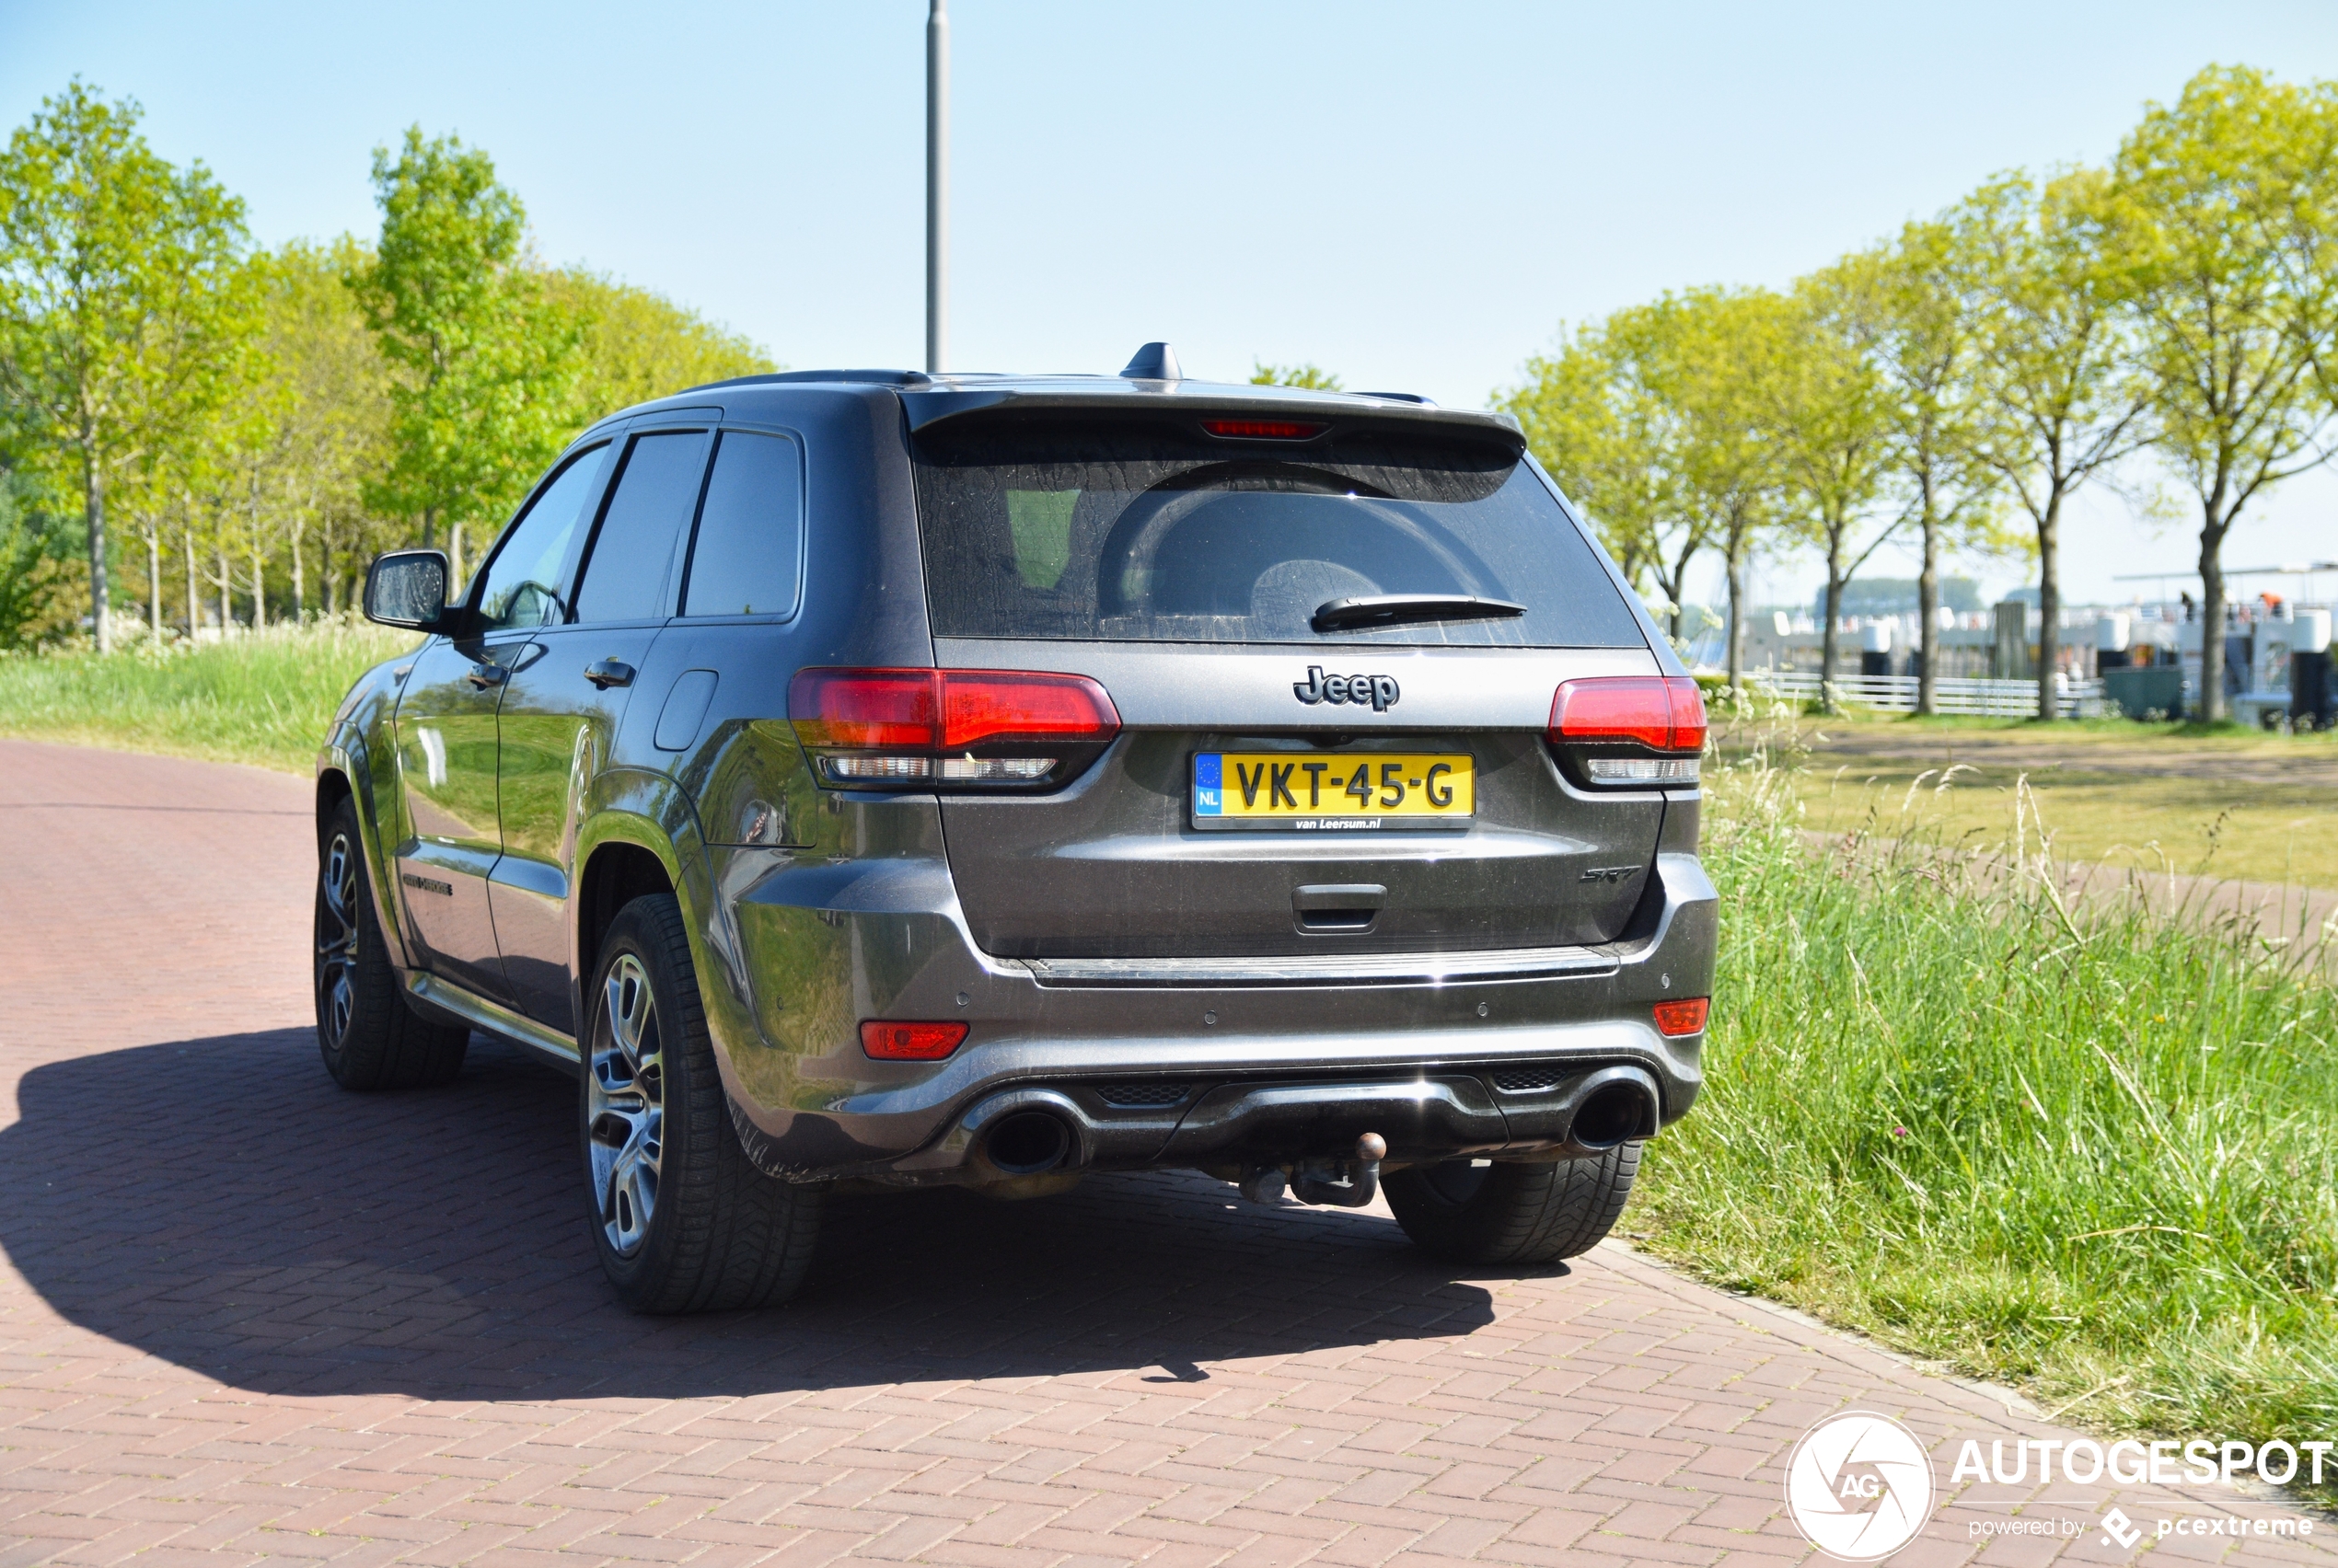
[{"left": 685, "top": 369, "right": 934, "bottom": 392}]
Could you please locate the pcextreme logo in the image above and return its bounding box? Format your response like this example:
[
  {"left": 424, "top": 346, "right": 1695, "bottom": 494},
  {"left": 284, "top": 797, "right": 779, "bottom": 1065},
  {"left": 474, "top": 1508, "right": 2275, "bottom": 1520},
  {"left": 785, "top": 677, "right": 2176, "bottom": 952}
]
[{"left": 1785, "top": 1412, "right": 1938, "bottom": 1562}]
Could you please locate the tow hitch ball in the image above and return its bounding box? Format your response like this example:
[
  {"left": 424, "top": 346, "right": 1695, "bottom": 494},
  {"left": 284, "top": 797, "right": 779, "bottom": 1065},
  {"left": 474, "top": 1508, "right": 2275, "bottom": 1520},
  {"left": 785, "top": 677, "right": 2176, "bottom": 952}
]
[{"left": 1240, "top": 1133, "right": 1386, "bottom": 1208}]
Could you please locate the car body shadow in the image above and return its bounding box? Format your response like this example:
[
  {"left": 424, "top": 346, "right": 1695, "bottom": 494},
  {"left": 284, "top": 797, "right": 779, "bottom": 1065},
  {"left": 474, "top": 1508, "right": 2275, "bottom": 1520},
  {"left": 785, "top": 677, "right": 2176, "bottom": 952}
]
[{"left": 0, "top": 1031, "right": 1499, "bottom": 1400}]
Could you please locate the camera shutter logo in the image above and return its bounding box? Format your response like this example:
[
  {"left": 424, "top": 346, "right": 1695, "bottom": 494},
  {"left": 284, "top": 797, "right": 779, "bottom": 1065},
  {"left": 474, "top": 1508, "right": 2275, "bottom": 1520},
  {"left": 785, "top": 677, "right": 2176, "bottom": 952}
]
[{"left": 1784, "top": 1412, "right": 1938, "bottom": 1561}]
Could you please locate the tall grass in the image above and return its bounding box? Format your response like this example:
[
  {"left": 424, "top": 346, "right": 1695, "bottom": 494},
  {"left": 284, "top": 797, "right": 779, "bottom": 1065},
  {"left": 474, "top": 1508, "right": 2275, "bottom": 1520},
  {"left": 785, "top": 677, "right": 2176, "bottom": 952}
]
[
  {"left": 0, "top": 618, "right": 419, "bottom": 773},
  {"left": 1642, "top": 729, "right": 2338, "bottom": 1446}
]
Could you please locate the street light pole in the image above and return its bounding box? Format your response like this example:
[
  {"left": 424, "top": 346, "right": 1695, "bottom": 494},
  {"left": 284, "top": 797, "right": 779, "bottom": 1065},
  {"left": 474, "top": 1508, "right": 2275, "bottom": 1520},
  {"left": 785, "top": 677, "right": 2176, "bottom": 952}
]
[{"left": 926, "top": 0, "right": 948, "bottom": 375}]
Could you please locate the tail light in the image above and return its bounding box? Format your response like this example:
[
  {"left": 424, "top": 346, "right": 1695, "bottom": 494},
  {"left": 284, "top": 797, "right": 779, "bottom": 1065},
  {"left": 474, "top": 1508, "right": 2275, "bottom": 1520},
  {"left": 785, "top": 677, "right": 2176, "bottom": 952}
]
[
  {"left": 1652, "top": 997, "right": 1710, "bottom": 1037},
  {"left": 1549, "top": 676, "right": 1707, "bottom": 785},
  {"left": 790, "top": 667, "right": 1121, "bottom": 790},
  {"left": 860, "top": 1020, "right": 969, "bottom": 1060}
]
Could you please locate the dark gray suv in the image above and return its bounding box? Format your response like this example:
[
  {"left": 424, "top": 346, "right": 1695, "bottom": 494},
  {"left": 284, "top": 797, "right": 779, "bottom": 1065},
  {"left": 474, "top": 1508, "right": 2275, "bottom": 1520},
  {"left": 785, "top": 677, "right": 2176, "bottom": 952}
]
[{"left": 315, "top": 348, "right": 1717, "bottom": 1312}]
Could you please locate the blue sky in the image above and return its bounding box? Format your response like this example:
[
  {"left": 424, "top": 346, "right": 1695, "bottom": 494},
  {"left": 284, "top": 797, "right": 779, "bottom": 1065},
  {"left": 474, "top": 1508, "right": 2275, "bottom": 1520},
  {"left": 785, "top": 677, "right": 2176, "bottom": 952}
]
[{"left": 6, "top": 1, "right": 2336, "bottom": 607}]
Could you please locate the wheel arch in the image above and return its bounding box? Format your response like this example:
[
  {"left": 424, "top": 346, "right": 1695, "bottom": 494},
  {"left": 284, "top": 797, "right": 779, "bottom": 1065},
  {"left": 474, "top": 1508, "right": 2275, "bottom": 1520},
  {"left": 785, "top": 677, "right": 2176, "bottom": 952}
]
[
  {"left": 577, "top": 838, "right": 677, "bottom": 992},
  {"left": 316, "top": 731, "right": 416, "bottom": 971}
]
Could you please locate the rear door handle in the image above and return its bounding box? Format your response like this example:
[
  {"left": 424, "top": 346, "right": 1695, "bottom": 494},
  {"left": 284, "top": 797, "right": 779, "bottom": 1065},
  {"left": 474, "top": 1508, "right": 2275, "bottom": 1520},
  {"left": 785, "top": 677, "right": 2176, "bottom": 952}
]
[
  {"left": 464, "top": 664, "right": 506, "bottom": 689},
  {"left": 584, "top": 658, "right": 636, "bottom": 690}
]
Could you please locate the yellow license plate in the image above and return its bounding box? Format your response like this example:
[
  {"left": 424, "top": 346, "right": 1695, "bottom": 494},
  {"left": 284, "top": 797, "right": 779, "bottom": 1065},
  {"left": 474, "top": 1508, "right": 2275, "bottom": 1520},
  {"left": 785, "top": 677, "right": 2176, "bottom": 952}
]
[{"left": 1192, "top": 752, "right": 1474, "bottom": 831}]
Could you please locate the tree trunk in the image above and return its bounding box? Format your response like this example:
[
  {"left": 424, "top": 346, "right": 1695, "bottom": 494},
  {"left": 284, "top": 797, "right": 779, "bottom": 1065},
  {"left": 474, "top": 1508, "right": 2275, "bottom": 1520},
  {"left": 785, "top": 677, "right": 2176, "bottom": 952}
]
[
  {"left": 1819, "top": 522, "right": 1846, "bottom": 711},
  {"left": 451, "top": 524, "right": 466, "bottom": 601},
  {"left": 85, "top": 446, "right": 109, "bottom": 653},
  {"left": 1916, "top": 485, "right": 1939, "bottom": 717},
  {"left": 183, "top": 529, "right": 197, "bottom": 637},
  {"left": 2198, "top": 516, "right": 2228, "bottom": 724},
  {"left": 215, "top": 548, "right": 232, "bottom": 634},
  {"left": 1725, "top": 535, "right": 1749, "bottom": 692},
  {"left": 250, "top": 536, "right": 266, "bottom": 629},
  {"left": 290, "top": 521, "right": 307, "bottom": 618},
  {"left": 2036, "top": 490, "right": 2062, "bottom": 722},
  {"left": 422, "top": 504, "right": 435, "bottom": 550},
  {"left": 146, "top": 535, "right": 162, "bottom": 642}
]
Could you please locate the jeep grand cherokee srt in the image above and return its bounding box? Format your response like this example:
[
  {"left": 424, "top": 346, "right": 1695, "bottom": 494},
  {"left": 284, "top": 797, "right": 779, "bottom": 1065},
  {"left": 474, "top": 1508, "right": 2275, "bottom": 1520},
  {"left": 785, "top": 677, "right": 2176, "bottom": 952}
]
[{"left": 314, "top": 346, "right": 1716, "bottom": 1312}]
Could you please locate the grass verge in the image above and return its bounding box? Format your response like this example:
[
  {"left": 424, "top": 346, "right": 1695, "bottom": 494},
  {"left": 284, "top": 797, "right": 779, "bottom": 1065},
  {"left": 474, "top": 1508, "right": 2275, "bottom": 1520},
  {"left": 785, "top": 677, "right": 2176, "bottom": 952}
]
[
  {"left": 1641, "top": 734, "right": 2338, "bottom": 1453},
  {"left": 0, "top": 620, "right": 418, "bottom": 774}
]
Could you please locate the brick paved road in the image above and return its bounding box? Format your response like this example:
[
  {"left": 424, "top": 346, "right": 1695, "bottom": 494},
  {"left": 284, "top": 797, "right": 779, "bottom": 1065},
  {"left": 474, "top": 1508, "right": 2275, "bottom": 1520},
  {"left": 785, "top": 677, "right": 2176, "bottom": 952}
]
[{"left": 0, "top": 737, "right": 2325, "bottom": 1566}]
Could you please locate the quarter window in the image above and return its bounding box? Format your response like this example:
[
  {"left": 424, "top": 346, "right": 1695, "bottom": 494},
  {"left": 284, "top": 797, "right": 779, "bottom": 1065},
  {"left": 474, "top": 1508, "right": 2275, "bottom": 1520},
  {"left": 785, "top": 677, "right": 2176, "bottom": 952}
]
[{"left": 680, "top": 431, "right": 804, "bottom": 618}]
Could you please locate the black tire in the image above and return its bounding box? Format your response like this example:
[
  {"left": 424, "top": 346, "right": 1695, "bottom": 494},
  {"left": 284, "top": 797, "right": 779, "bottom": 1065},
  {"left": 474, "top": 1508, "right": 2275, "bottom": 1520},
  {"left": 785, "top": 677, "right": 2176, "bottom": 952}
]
[
  {"left": 1383, "top": 1144, "right": 1641, "bottom": 1265},
  {"left": 315, "top": 795, "right": 469, "bottom": 1090},
  {"left": 582, "top": 894, "right": 822, "bottom": 1313}
]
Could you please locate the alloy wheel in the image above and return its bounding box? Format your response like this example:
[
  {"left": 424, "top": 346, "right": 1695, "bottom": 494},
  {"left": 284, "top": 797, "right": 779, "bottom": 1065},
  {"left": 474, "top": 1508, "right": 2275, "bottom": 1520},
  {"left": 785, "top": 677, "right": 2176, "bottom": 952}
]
[
  {"left": 588, "top": 953, "right": 665, "bottom": 1257},
  {"left": 315, "top": 829, "right": 361, "bottom": 1046}
]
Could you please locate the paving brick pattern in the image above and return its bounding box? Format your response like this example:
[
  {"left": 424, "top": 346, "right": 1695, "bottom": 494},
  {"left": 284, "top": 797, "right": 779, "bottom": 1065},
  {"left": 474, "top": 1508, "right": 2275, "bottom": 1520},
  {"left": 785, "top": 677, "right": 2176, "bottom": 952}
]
[{"left": 0, "top": 737, "right": 2324, "bottom": 1566}]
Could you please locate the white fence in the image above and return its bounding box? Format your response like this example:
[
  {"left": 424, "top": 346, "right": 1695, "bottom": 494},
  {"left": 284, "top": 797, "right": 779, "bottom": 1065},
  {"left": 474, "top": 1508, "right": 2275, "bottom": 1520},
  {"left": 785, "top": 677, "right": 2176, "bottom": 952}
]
[{"left": 1742, "top": 671, "right": 2105, "bottom": 719}]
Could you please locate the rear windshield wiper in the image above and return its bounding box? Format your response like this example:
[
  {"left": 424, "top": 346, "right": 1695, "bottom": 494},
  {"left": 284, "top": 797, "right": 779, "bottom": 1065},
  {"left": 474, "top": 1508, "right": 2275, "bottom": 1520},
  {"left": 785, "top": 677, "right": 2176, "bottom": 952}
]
[{"left": 1311, "top": 594, "right": 1527, "bottom": 633}]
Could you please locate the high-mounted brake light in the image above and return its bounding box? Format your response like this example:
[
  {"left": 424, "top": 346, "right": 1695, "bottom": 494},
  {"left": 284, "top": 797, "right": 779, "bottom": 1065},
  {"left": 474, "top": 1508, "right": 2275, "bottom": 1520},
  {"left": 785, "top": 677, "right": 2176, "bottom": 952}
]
[
  {"left": 860, "top": 1020, "right": 969, "bottom": 1060},
  {"left": 1652, "top": 997, "right": 1710, "bottom": 1037},
  {"left": 1202, "top": 418, "right": 1326, "bottom": 441},
  {"left": 790, "top": 668, "right": 1121, "bottom": 789}
]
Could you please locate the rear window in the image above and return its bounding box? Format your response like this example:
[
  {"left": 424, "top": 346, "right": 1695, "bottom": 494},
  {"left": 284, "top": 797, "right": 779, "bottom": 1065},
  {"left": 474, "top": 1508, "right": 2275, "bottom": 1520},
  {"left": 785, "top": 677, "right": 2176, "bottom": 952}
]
[{"left": 910, "top": 419, "right": 1646, "bottom": 647}]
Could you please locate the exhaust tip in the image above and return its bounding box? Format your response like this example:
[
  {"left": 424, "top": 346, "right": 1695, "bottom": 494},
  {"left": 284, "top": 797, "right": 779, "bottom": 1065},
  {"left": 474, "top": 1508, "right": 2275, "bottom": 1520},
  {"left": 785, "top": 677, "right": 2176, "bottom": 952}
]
[
  {"left": 986, "top": 1110, "right": 1073, "bottom": 1175},
  {"left": 1571, "top": 1080, "right": 1657, "bottom": 1149}
]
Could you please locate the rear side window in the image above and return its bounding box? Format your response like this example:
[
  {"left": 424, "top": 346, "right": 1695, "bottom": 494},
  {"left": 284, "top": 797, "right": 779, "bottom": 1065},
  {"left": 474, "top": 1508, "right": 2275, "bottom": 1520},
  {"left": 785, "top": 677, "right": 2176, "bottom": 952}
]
[
  {"left": 910, "top": 420, "right": 1645, "bottom": 647},
  {"left": 680, "top": 431, "right": 803, "bottom": 618},
  {"left": 573, "top": 431, "right": 710, "bottom": 623}
]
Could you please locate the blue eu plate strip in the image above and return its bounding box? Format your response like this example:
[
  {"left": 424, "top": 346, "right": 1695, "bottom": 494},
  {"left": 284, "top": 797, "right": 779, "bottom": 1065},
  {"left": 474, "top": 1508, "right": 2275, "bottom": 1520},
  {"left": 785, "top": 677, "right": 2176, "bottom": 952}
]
[{"left": 1193, "top": 752, "right": 1222, "bottom": 815}]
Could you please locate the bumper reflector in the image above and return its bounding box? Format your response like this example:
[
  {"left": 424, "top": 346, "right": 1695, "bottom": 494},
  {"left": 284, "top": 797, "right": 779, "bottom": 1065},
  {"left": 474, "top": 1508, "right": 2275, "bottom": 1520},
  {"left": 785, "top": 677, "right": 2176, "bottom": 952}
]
[
  {"left": 1651, "top": 997, "right": 1710, "bottom": 1037},
  {"left": 860, "top": 1020, "right": 970, "bottom": 1060}
]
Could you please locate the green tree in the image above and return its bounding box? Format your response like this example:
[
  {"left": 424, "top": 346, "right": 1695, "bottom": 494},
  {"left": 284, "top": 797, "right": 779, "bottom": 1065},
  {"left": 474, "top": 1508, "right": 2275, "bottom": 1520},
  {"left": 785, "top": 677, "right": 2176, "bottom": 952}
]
[
  {"left": 0, "top": 467, "right": 73, "bottom": 649},
  {"left": 267, "top": 239, "right": 395, "bottom": 614},
  {"left": 1650, "top": 288, "right": 1790, "bottom": 688},
  {"left": 1962, "top": 168, "right": 2149, "bottom": 720},
  {"left": 0, "top": 81, "right": 252, "bottom": 651},
  {"left": 1249, "top": 360, "right": 1343, "bottom": 391},
  {"left": 1770, "top": 259, "right": 1901, "bottom": 705},
  {"left": 350, "top": 127, "right": 583, "bottom": 550},
  {"left": 1499, "top": 324, "right": 1679, "bottom": 601},
  {"left": 547, "top": 268, "right": 776, "bottom": 412},
  {"left": 1872, "top": 215, "right": 2009, "bottom": 714},
  {"left": 2110, "top": 65, "right": 2338, "bottom": 721}
]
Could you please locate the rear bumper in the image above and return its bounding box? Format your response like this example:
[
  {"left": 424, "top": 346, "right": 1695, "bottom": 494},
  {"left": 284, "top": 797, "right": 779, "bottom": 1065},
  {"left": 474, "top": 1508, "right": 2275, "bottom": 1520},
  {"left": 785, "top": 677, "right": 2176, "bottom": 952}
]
[
  {"left": 908, "top": 1059, "right": 1666, "bottom": 1184},
  {"left": 704, "top": 846, "right": 1717, "bottom": 1183}
]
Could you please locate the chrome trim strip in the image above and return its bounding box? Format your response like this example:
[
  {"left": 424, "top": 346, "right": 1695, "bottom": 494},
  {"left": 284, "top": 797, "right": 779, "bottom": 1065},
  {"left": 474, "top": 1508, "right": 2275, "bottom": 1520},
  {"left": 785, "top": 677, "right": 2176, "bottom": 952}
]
[
  {"left": 408, "top": 972, "right": 582, "bottom": 1073},
  {"left": 1013, "top": 944, "right": 1616, "bottom": 988}
]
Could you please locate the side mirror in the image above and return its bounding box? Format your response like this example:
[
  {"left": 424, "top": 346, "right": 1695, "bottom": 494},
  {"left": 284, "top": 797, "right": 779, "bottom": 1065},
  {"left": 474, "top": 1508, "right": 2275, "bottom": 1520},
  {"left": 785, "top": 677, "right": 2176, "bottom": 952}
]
[{"left": 364, "top": 549, "right": 452, "bottom": 630}]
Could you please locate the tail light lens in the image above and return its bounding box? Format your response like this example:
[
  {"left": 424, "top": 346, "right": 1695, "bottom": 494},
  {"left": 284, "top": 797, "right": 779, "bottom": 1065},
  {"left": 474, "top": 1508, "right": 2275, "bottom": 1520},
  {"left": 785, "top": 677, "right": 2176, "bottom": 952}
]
[
  {"left": 1549, "top": 676, "right": 1707, "bottom": 785},
  {"left": 791, "top": 667, "right": 1121, "bottom": 790},
  {"left": 1652, "top": 997, "right": 1710, "bottom": 1037},
  {"left": 860, "top": 1020, "right": 970, "bottom": 1060}
]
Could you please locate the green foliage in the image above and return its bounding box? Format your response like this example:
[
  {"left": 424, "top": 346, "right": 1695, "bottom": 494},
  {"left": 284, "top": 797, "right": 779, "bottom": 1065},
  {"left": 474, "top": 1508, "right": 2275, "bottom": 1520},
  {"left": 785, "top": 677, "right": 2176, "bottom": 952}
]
[
  {"left": 1248, "top": 360, "right": 1343, "bottom": 391},
  {"left": 347, "top": 127, "right": 584, "bottom": 546},
  {"left": 550, "top": 269, "right": 776, "bottom": 410},
  {"left": 0, "top": 79, "right": 255, "bottom": 650},
  {"left": 2108, "top": 66, "right": 2338, "bottom": 719},
  {"left": 0, "top": 468, "right": 74, "bottom": 650},
  {"left": 1639, "top": 740, "right": 2338, "bottom": 1443},
  {"left": 0, "top": 616, "right": 418, "bottom": 771}
]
